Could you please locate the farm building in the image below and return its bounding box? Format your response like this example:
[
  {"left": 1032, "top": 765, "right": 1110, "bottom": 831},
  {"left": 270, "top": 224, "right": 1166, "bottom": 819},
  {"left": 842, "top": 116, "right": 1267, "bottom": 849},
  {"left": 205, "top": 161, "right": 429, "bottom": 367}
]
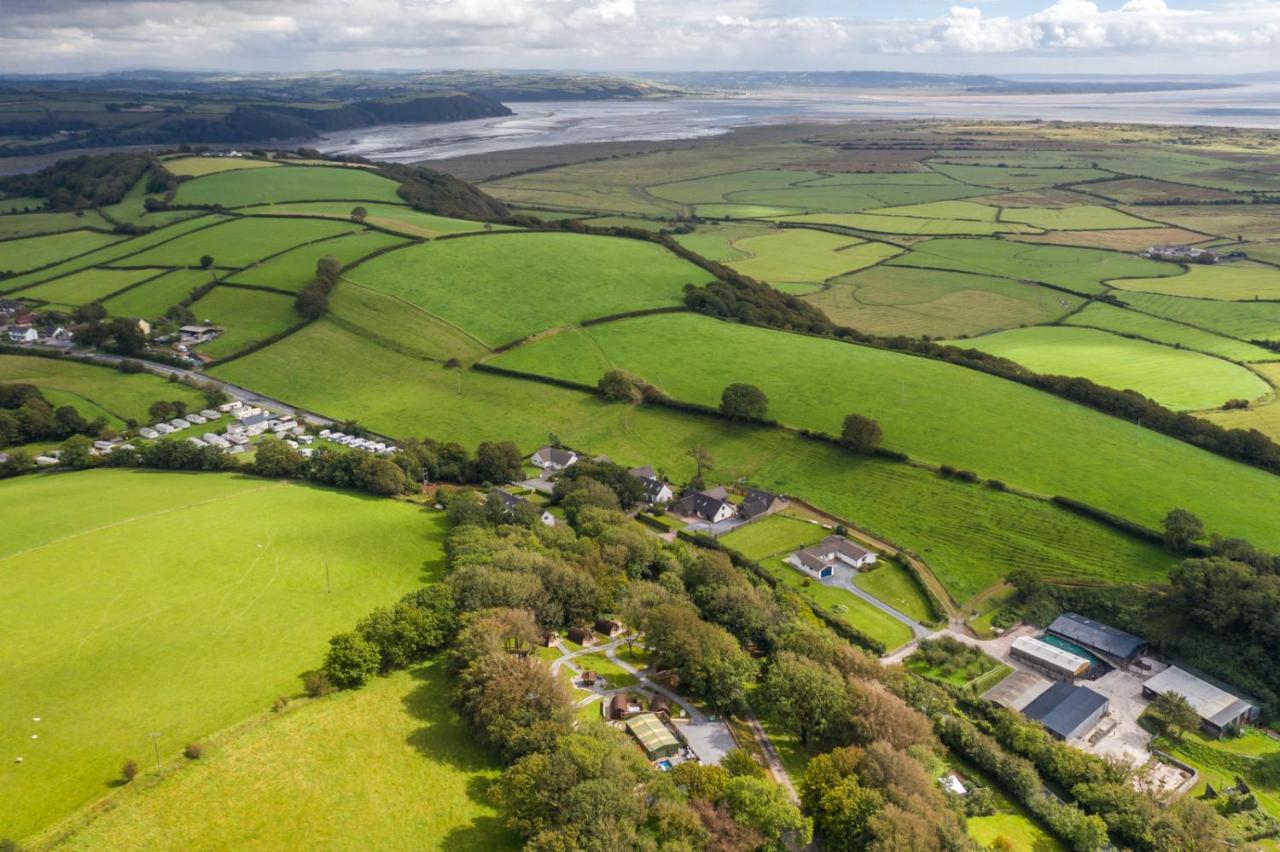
[
  {"left": 984, "top": 670, "right": 1054, "bottom": 712},
  {"left": 786, "top": 535, "right": 877, "bottom": 580},
  {"left": 739, "top": 488, "right": 783, "bottom": 520},
  {"left": 1142, "top": 666, "right": 1259, "bottom": 738},
  {"left": 567, "top": 626, "right": 595, "bottom": 646},
  {"left": 1046, "top": 613, "right": 1147, "bottom": 667},
  {"left": 1023, "top": 682, "right": 1110, "bottom": 741},
  {"left": 673, "top": 487, "right": 737, "bottom": 524},
  {"left": 1011, "top": 636, "right": 1091, "bottom": 682},
  {"left": 626, "top": 713, "right": 681, "bottom": 760},
  {"left": 530, "top": 446, "right": 578, "bottom": 471}
]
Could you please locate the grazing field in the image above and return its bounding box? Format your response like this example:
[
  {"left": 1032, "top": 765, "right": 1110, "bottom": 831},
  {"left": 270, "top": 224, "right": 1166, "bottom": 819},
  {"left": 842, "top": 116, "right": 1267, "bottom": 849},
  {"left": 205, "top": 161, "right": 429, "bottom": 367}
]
[
  {"left": 1009, "top": 227, "right": 1209, "bottom": 252},
  {"left": 727, "top": 175, "right": 992, "bottom": 213},
  {"left": 172, "top": 165, "right": 404, "bottom": 207},
  {"left": 14, "top": 267, "right": 158, "bottom": 309},
  {"left": 771, "top": 211, "right": 1040, "bottom": 236},
  {"left": 188, "top": 287, "right": 301, "bottom": 359},
  {"left": 161, "top": 156, "right": 282, "bottom": 177},
  {"left": 2, "top": 230, "right": 123, "bottom": 274},
  {"left": 695, "top": 202, "right": 805, "bottom": 218},
  {"left": 227, "top": 230, "right": 408, "bottom": 291},
  {"left": 1110, "top": 263, "right": 1280, "bottom": 300},
  {"left": 674, "top": 223, "right": 767, "bottom": 262},
  {"left": 948, "top": 325, "right": 1269, "bottom": 410},
  {"left": 1084, "top": 178, "right": 1242, "bottom": 204},
  {"left": 1064, "top": 302, "right": 1277, "bottom": 362},
  {"left": 0, "top": 470, "right": 443, "bottom": 839},
  {"left": 1202, "top": 363, "right": 1280, "bottom": 441},
  {"left": 649, "top": 169, "right": 824, "bottom": 204},
  {"left": 0, "top": 196, "right": 43, "bottom": 212},
  {"left": 43, "top": 662, "right": 515, "bottom": 851},
  {"left": 1117, "top": 291, "right": 1280, "bottom": 341},
  {"left": 119, "top": 217, "right": 359, "bottom": 270},
  {"left": 853, "top": 561, "right": 937, "bottom": 625},
  {"left": 889, "top": 237, "right": 1180, "bottom": 294},
  {"left": 927, "top": 163, "right": 1112, "bottom": 190},
  {"left": 0, "top": 355, "right": 205, "bottom": 426},
  {"left": 725, "top": 229, "right": 901, "bottom": 283},
  {"left": 806, "top": 265, "right": 1081, "bottom": 338},
  {"left": 488, "top": 313, "right": 1280, "bottom": 548},
  {"left": 999, "top": 205, "right": 1158, "bottom": 231},
  {"left": 0, "top": 210, "right": 112, "bottom": 240},
  {"left": 347, "top": 232, "right": 704, "bottom": 346},
  {"left": 102, "top": 268, "right": 220, "bottom": 320},
  {"left": 870, "top": 200, "right": 1000, "bottom": 221},
  {"left": 326, "top": 282, "right": 490, "bottom": 363},
  {"left": 247, "top": 201, "right": 500, "bottom": 238},
  {"left": 1121, "top": 204, "right": 1280, "bottom": 242},
  {"left": 213, "top": 321, "right": 1173, "bottom": 603}
]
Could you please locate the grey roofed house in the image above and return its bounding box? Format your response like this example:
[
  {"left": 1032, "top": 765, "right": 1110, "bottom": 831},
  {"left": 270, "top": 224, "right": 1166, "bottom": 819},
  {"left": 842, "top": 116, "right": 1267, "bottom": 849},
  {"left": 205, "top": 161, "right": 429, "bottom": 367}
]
[
  {"left": 1046, "top": 612, "right": 1147, "bottom": 664},
  {"left": 739, "top": 488, "right": 781, "bottom": 520},
  {"left": 531, "top": 445, "right": 578, "bottom": 470},
  {"left": 488, "top": 489, "right": 556, "bottom": 527},
  {"left": 673, "top": 489, "right": 737, "bottom": 523},
  {"left": 1142, "top": 666, "right": 1259, "bottom": 736},
  {"left": 1023, "top": 682, "right": 1109, "bottom": 741},
  {"left": 788, "top": 535, "right": 877, "bottom": 580}
]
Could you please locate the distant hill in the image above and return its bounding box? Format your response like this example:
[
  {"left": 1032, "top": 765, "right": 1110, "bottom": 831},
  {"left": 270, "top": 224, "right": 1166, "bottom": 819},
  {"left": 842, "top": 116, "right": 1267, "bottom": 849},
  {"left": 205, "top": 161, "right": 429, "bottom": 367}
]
[{"left": 636, "top": 70, "right": 1005, "bottom": 89}]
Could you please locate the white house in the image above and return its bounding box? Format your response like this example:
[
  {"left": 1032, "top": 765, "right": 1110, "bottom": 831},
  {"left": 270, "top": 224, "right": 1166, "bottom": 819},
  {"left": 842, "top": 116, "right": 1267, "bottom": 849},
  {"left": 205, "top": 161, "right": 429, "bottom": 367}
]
[
  {"left": 7, "top": 327, "right": 38, "bottom": 343},
  {"left": 531, "top": 446, "right": 579, "bottom": 471},
  {"left": 672, "top": 487, "right": 737, "bottom": 524},
  {"left": 787, "top": 535, "right": 877, "bottom": 580}
]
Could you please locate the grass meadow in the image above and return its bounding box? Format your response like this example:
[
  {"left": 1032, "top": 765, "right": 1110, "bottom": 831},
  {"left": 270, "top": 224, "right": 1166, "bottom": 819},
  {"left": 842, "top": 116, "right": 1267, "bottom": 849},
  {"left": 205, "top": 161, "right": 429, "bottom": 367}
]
[
  {"left": 103, "top": 268, "right": 220, "bottom": 321},
  {"left": 772, "top": 211, "right": 1041, "bottom": 236},
  {"left": 1118, "top": 291, "right": 1280, "bottom": 341},
  {"left": 927, "top": 163, "right": 1111, "bottom": 190},
  {"left": 950, "top": 325, "right": 1270, "bottom": 410},
  {"left": 187, "top": 287, "right": 301, "bottom": 359},
  {"left": 1110, "top": 263, "right": 1280, "bottom": 301},
  {"left": 16, "top": 267, "right": 158, "bottom": 309},
  {"left": 0, "top": 355, "right": 205, "bottom": 426},
  {"left": 172, "top": 166, "right": 404, "bottom": 207},
  {"left": 0, "top": 210, "right": 113, "bottom": 240},
  {"left": 1203, "top": 363, "right": 1280, "bottom": 441},
  {"left": 725, "top": 229, "right": 902, "bottom": 283},
  {"left": 347, "top": 232, "right": 705, "bottom": 346},
  {"left": 326, "top": 283, "right": 489, "bottom": 363},
  {"left": 161, "top": 156, "right": 282, "bottom": 177},
  {"left": 212, "top": 320, "right": 1175, "bottom": 602},
  {"left": 1064, "top": 302, "right": 1276, "bottom": 362},
  {"left": 489, "top": 313, "right": 1280, "bottom": 549},
  {"left": 120, "top": 217, "right": 358, "bottom": 270},
  {"left": 42, "top": 661, "right": 514, "bottom": 851},
  {"left": 806, "top": 265, "right": 1081, "bottom": 338},
  {"left": 227, "top": 230, "right": 408, "bottom": 292},
  {"left": 0, "top": 470, "right": 445, "bottom": 840},
  {"left": 3, "top": 230, "right": 123, "bottom": 274},
  {"left": 247, "top": 202, "right": 500, "bottom": 239},
  {"left": 999, "top": 205, "right": 1157, "bottom": 231}
]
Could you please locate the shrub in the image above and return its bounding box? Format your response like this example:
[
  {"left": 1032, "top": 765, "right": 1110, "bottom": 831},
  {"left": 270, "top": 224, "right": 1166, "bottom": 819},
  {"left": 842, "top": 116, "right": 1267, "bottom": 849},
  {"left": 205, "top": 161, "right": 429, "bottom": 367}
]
[
  {"left": 840, "top": 412, "right": 882, "bottom": 455},
  {"left": 121, "top": 759, "right": 139, "bottom": 783},
  {"left": 272, "top": 696, "right": 289, "bottom": 712},
  {"left": 322, "top": 631, "right": 381, "bottom": 689},
  {"left": 719, "top": 382, "right": 769, "bottom": 421},
  {"left": 183, "top": 743, "right": 204, "bottom": 760},
  {"left": 302, "top": 669, "right": 336, "bottom": 697}
]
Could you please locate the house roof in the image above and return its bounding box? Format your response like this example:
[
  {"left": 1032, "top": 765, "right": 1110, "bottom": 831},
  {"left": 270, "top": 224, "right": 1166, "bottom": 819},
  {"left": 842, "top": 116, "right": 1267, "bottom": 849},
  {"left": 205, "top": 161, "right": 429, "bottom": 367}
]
[
  {"left": 740, "top": 488, "right": 779, "bottom": 519},
  {"left": 1144, "top": 666, "right": 1256, "bottom": 728},
  {"left": 796, "top": 535, "right": 872, "bottom": 567},
  {"left": 534, "top": 446, "right": 577, "bottom": 466},
  {"left": 240, "top": 413, "right": 271, "bottom": 427},
  {"left": 1047, "top": 613, "right": 1146, "bottom": 660},
  {"left": 629, "top": 465, "right": 657, "bottom": 480},
  {"left": 637, "top": 476, "right": 670, "bottom": 502},
  {"left": 675, "top": 489, "right": 733, "bottom": 521},
  {"left": 1023, "top": 683, "right": 1108, "bottom": 739},
  {"left": 489, "top": 489, "right": 528, "bottom": 513},
  {"left": 626, "top": 713, "right": 680, "bottom": 757}
]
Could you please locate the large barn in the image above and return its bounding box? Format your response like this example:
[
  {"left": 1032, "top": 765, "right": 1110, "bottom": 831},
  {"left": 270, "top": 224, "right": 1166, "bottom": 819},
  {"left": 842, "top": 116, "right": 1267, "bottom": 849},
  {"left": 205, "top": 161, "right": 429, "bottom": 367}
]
[
  {"left": 1046, "top": 613, "right": 1147, "bottom": 667},
  {"left": 1143, "top": 666, "right": 1259, "bottom": 738}
]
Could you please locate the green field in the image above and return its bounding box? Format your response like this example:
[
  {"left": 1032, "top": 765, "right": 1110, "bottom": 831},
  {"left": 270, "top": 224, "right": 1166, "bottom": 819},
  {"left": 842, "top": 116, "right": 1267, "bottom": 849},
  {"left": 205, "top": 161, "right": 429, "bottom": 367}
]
[
  {"left": 2, "top": 230, "right": 123, "bottom": 274},
  {"left": 758, "top": 556, "right": 914, "bottom": 650},
  {"left": 853, "top": 561, "right": 937, "bottom": 625},
  {"left": 1111, "top": 262, "right": 1280, "bottom": 300},
  {"left": 188, "top": 287, "right": 301, "bottom": 359},
  {"left": 1203, "top": 363, "right": 1280, "bottom": 442},
  {"left": 212, "top": 319, "right": 1174, "bottom": 603},
  {"left": 227, "top": 229, "right": 408, "bottom": 292},
  {"left": 346, "top": 232, "right": 705, "bottom": 346},
  {"left": 103, "top": 268, "right": 220, "bottom": 321},
  {"left": 0, "top": 210, "right": 112, "bottom": 240},
  {"left": 162, "top": 156, "right": 282, "bottom": 177},
  {"left": 890, "top": 237, "right": 1181, "bottom": 294},
  {"left": 1116, "top": 290, "right": 1280, "bottom": 341},
  {"left": 649, "top": 169, "right": 823, "bottom": 204},
  {"left": 726, "top": 174, "right": 992, "bottom": 213},
  {"left": 1000, "top": 205, "right": 1158, "bottom": 231},
  {"left": 43, "top": 661, "right": 514, "bottom": 851},
  {"left": 950, "top": 325, "right": 1270, "bottom": 410},
  {"left": 0, "top": 355, "right": 206, "bottom": 426},
  {"left": 172, "top": 166, "right": 404, "bottom": 207},
  {"left": 719, "top": 514, "right": 829, "bottom": 561},
  {"left": 573, "top": 652, "right": 639, "bottom": 688},
  {"left": 725, "top": 229, "right": 902, "bottom": 283},
  {"left": 773, "top": 211, "right": 1040, "bottom": 236},
  {"left": 325, "top": 282, "right": 489, "bottom": 363},
  {"left": 806, "top": 265, "right": 1081, "bottom": 338},
  {"left": 0, "top": 470, "right": 445, "bottom": 839},
  {"left": 928, "top": 163, "right": 1112, "bottom": 190},
  {"left": 488, "top": 313, "right": 1280, "bottom": 548},
  {"left": 1065, "top": 302, "right": 1277, "bottom": 362},
  {"left": 674, "top": 223, "right": 765, "bottom": 262},
  {"left": 871, "top": 200, "right": 1001, "bottom": 221},
  {"left": 247, "top": 202, "right": 500, "bottom": 238},
  {"left": 14, "top": 267, "right": 158, "bottom": 309},
  {"left": 119, "top": 217, "right": 359, "bottom": 270}
]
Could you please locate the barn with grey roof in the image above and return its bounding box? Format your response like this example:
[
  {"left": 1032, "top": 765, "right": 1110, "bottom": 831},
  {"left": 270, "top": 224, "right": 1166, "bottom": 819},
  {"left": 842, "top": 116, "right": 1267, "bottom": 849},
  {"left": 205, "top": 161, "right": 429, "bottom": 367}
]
[{"left": 1046, "top": 612, "right": 1147, "bottom": 666}]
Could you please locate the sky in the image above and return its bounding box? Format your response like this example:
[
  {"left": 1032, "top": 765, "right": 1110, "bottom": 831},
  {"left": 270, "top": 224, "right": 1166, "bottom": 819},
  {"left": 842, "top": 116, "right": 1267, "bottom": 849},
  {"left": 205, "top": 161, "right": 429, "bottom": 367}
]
[{"left": 2, "top": 0, "right": 1279, "bottom": 76}]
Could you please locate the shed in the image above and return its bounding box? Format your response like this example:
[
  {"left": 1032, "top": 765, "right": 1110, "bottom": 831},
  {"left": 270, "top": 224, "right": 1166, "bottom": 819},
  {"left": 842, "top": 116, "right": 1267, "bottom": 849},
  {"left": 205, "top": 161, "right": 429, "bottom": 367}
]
[
  {"left": 1142, "top": 666, "right": 1259, "bottom": 737},
  {"left": 567, "top": 626, "right": 594, "bottom": 646},
  {"left": 984, "top": 670, "right": 1052, "bottom": 712},
  {"left": 581, "top": 670, "right": 598, "bottom": 687},
  {"left": 595, "top": 618, "right": 623, "bottom": 637},
  {"left": 625, "top": 712, "right": 680, "bottom": 760},
  {"left": 1047, "top": 613, "right": 1146, "bottom": 665},
  {"left": 1011, "top": 636, "right": 1090, "bottom": 682},
  {"left": 1022, "top": 682, "right": 1109, "bottom": 741},
  {"left": 610, "top": 693, "right": 631, "bottom": 720},
  {"left": 650, "top": 694, "right": 671, "bottom": 715}
]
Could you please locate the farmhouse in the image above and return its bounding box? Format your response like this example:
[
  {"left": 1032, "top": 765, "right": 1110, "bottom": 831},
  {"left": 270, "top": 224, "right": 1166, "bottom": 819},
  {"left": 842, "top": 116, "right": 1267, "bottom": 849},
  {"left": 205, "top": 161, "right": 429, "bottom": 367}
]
[
  {"left": 1141, "top": 244, "right": 1234, "bottom": 264},
  {"left": 488, "top": 489, "right": 556, "bottom": 527},
  {"left": 739, "top": 488, "right": 783, "bottom": 520},
  {"left": 7, "top": 327, "right": 37, "bottom": 343},
  {"left": 1142, "top": 666, "right": 1259, "bottom": 738},
  {"left": 672, "top": 487, "right": 737, "bottom": 524},
  {"left": 1022, "top": 682, "right": 1110, "bottom": 741},
  {"left": 1046, "top": 613, "right": 1147, "bottom": 667},
  {"left": 629, "top": 466, "right": 674, "bottom": 504},
  {"left": 625, "top": 712, "right": 681, "bottom": 761},
  {"left": 786, "top": 535, "right": 877, "bottom": 580},
  {"left": 531, "top": 446, "right": 578, "bottom": 471},
  {"left": 179, "top": 325, "right": 221, "bottom": 345},
  {"left": 1010, "top": 636, "right": 1091, "bottom": 683}
]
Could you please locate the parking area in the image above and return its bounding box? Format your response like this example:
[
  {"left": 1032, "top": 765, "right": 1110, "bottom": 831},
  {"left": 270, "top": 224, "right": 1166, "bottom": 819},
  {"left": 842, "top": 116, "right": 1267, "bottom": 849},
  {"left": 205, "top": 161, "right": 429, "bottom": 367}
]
[{"left": 677, "top": 717, "right": 738, "bottom": 766}]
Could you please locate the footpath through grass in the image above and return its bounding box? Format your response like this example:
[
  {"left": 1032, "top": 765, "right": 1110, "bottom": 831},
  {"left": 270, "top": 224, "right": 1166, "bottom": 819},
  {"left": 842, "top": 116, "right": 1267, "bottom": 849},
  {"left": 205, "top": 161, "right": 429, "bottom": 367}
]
[
  {"left": 44, "top": 661, "right": 516, "bottom": 851},
  {"left": 0, "top": 469, "right": 444, "bottom": 840}
]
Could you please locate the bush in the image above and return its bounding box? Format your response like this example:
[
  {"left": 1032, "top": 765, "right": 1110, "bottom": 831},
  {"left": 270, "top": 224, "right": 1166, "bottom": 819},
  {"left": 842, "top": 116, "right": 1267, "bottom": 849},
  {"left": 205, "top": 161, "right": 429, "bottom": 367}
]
[
  {"left": 272, "top": 696, "right": 289, "bottom": 712},
  {"left": 183, "top": 743, "right": 204, "bottom": 760},
  {"left": 121, "top": 759, "right": 139, "bottom": 783},
  {"left": 322, "top": 631, "right": 381, "bottom": 689},
  {"left": 302, "top": 669, "right": 336, "bottom": 697}
]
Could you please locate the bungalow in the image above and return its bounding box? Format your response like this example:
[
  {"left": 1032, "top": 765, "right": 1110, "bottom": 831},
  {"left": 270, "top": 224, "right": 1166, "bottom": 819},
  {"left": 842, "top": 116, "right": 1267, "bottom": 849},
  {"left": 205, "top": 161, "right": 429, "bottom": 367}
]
[
  {"left": 595, "top": 618, "right": 624, "bottom": 638},
  {"left": 42, "top": 327, "right": 72, "bottom": 345},
  {"left": 787, "top": 535, "right": 877, "bottom": 580},
  {"left": 138, "top": 427, "right": 159, "bottom": 439},
  {"left": 629, "top": 466, "right": 674, "bottom": 504},
  {"left": 672, "top": 487, "right": 737, "bottom": 524},
  {"left": 179, "top": 325, "right": 221, "bottom": 345},
  {"left": 740, "top": 488, "right": 783, "bottom": 520},
  {"left": 7, "top": 327, "right": 37, "bottom": 344},
  {"left": 567, "top": 626, "right": 595, "bottom": 647},
  {"left": 531, "top": 446, "right": 579, "bottom": 471},
  {"left": 489, "top": 488, "right": 556, "bottom": 527}
]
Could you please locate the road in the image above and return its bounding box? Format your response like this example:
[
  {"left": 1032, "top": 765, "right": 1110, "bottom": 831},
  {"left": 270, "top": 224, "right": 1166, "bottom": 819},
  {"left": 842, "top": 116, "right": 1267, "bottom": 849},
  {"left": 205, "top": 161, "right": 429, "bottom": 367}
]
[{"left": 826, "top": 570, "right": 933, "bottom": 640}]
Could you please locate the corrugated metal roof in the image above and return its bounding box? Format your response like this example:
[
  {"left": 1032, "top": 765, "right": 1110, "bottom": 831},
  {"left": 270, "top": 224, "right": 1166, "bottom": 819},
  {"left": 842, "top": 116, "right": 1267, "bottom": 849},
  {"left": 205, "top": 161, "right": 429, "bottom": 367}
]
[
  {"left": 626, "top": 712, "right": 679, "bottom": 757},
  {"left": 1023, "top": 682, "right": 1108, "bottom": 739},
  {"left": 1144, "top": 666, "right": 1256, "bottom": 728},
  {"left": 1012, "top": 636, "right": 1090, "bottom": 675},
  {"left": 1047, "top": 612, "right": 1146, "bottom": 660}
]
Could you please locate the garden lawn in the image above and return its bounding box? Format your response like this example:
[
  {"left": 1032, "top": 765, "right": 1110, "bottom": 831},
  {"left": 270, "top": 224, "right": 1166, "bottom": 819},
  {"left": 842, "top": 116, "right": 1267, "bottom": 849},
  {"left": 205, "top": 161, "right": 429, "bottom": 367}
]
[
  {"left": 41, "top": 661, "right": 514, "bottom": 851},
  {"left": 0, "top": 354, "right": 205, "bottom": 426},
  {"left": 0, "top": 470, "right": 446, "bottom": 840},
  {"left": 1110, "top": 262, "right": 1280, "bottom": 301},
  {"left": 211, "top": 318, "right": 1176, "bottom": 603},
  {"left": 889, "top": 237, "right": 1181, "bottom": 295},
  {"left": 1117, "top": 291, "right": 1280, "bottom": 342},
  {"left": 726, "top": 229, "right": 901, "bottom": 283},
  {"left": 120, "top": 217, "right": 359, "bottom": 270},
  {"left": 103, "top": 268, "right": 220, "bottom": 321},
  {"left": 188, "top": 286, "right": 301, "bottom": 359},
  {"left": 758, "top": 557, "right": 913, "bottom": 650},
  {"left": 853, "top": 561, "right": 937, "bottom": 625},
  {"left": 15, "top": 267, "right": 158, "bottom": 309},
  {"left": 948, "top": 325, "right": 1269, "bottom": 410},
  {"left": 489, "top": 313, "right": 1280, "bottom": 549},
  {"left": 1065, "top": 302, "right": 1275, "bottom": 362},
  {"left": 573, "top": 652, "right": 639, "bottom": 689},
  {"left": 228, "top": 229, "right": 408, "bottom": 292},
  {"left": 346, "top": 232, "right": 705, "bottom": 346},
  {"left": 161, "top": 156, "right": 282, "bottom": 177},
  {"left": 172, "top": 166, "right": 403, "bottom": 207},
  {"left": 1, "top": 230, "right": 123, "bottom": 274},
  {"left": 720, "top": 514, "right": 829, "bottom": 561},
  {"left": 806, "top": 265, "right": 1081, "bottom": 338},
  {"left": 248, "top": 202, "right": 500, "bottom": 238},
  {"left": 771, "top": 212, "right": 1040, "bottom": 236}
]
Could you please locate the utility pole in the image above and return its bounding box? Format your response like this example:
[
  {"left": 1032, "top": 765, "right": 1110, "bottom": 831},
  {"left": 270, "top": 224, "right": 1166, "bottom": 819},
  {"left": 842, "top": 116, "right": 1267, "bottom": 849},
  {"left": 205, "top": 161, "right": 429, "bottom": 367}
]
[
  {"left": 148, "top": 731, "right": 163, "bottom": 777},
  {"left": 325, "top": 561, "right": 331, "bottom": 594}
]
